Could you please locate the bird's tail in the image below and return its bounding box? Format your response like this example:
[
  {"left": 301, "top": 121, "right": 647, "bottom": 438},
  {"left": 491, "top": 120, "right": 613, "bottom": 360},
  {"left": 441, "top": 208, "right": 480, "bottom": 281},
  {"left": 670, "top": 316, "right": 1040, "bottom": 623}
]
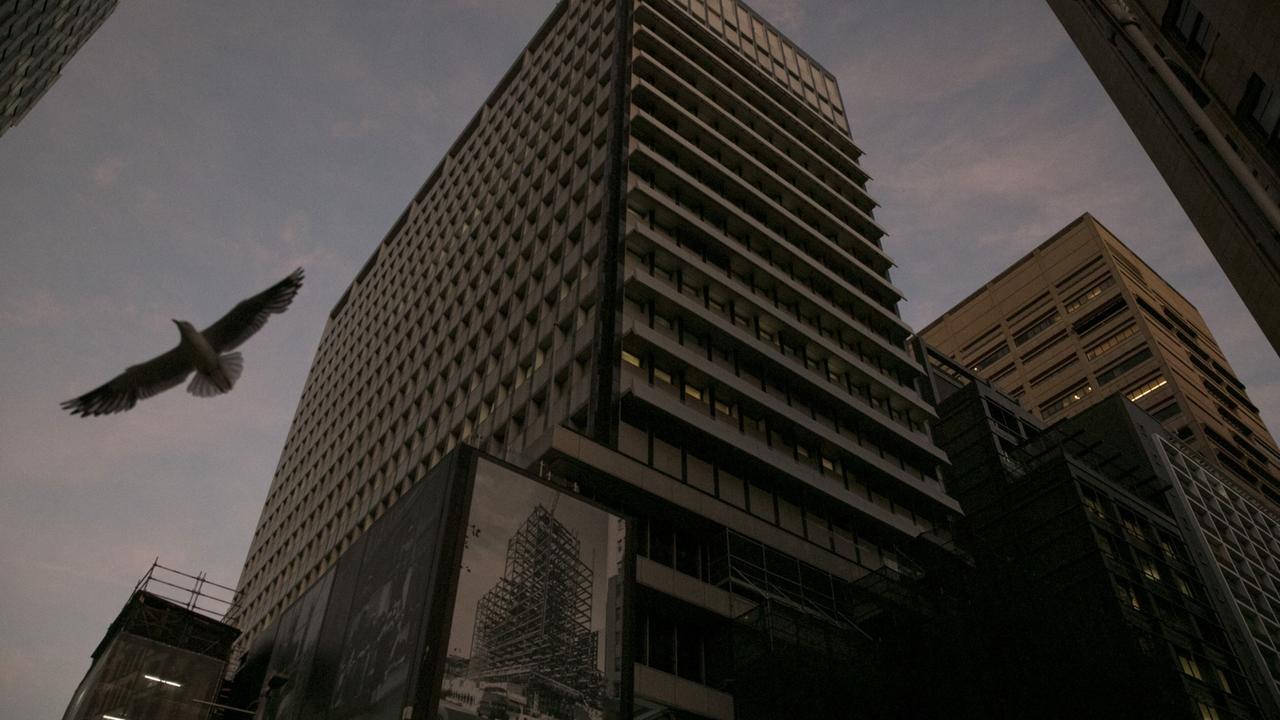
[{"left": 187, "top": 352, "right": 244, "bottom": 398}]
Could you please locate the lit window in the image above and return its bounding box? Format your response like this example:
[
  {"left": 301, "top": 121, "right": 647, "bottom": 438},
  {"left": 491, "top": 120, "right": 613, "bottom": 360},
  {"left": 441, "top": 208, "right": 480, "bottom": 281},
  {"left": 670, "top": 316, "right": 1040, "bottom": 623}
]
[
  {"left": 1041, "top": 383, "right": 1093, "bottom": 419},
  {"left": 1120, "top": 511, "right": 1147, "bottom": 541},
  {"left": 653, "top": 368, "right": 673, "bottom": 385},
  {"left": 1086, "top": 324, "right": 1138, "bottom": 359},
  {"left": 622, "top": 350, "right": 642, "bottom": 367},
  {"left": 1081, "top": 488, "right": 1106, "bottom": 519},
  {"left": 1127, "top": 376, "right": 1168, "bottom": 402},
  {"left": 1065, "top": 276, "right": 1115, "bottom": 313},
  {"left": 1118, "top": 581, "right": 1142, "bottom": 610},
  {"left": 1216, "top": 667, "right": 1232, "bottom": 694},
  {"left": 1140, "top": 559, "right": 1161, "bottom": 582},
  {"left": 1178, "top": 653, "right": 1202, "bottom": 680},
  {"left": 1176, "top": 575, "right": 1194, "bottom": 598},
  {"left": 143, "top": 674, "right": 183, "bottom": 688}
]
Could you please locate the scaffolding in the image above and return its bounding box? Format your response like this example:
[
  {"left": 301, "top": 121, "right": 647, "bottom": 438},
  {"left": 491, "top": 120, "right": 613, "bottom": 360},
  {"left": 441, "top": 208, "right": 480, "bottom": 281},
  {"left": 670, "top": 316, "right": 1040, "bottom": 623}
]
[
  {"left": 133, "top": 559, "right": 240, "bottom": 623},
  {"left": 468, "top": 504, "right": 602, "bottom": 718},
  {"left": 63, "top": 564, "right": 241, "bottom": 720}
]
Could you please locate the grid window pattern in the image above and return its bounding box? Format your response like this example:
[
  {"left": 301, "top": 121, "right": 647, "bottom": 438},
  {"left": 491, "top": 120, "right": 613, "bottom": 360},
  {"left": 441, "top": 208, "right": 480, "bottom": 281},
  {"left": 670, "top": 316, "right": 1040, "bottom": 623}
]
[
  {"left": 232, "top": 0, "right": 620, "bottom": 643},
  {"left": 0, "top": 0, "right": 118, "bottom": 135},
  {"left": 1161, "top": 437, "right": 1280, "bottom": 700}
]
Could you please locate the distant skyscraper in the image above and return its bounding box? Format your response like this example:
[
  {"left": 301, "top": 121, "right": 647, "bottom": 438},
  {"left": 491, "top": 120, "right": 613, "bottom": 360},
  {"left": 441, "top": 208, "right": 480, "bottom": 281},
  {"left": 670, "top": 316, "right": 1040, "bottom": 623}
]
[
  {"left": 232, "top": 0, "right": 963, "bottom": 715},
  {"left": 1045, "top": 0, "right": 1280, "bottom": 355},
  {"left": 921, "top": 214, "right": 1280, "bottom": 509},
  {"left": 1, "top": 0, "right": 118, "bottom": 137}
]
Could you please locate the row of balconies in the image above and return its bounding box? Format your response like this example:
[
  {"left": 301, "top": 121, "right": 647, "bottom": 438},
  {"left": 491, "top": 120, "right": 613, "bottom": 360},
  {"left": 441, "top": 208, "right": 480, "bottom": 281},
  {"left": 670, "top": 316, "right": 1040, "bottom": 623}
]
[
  {"left": 634, "top": 0, "right": 868, "bottom": 191},
  {"left": 622, "top": 258, "right": 937, "bottom": 452},
  {"left": 628, "top": 43, "right": 887, "bottom": 267},
  {"left": 623, "top": 313, "right": 945, "bottom": 495},
  {"left": 616, "top": 352, "right": 955, "bottom": 537},
  {"left": 629, "top": 59, "right": 891, "bottom": 282},
  {"left": 625, "top": 146, "right": 914, "bottom": 361},
  {"left": 625, "top": 210, "right": 922, "bottom": 397}
]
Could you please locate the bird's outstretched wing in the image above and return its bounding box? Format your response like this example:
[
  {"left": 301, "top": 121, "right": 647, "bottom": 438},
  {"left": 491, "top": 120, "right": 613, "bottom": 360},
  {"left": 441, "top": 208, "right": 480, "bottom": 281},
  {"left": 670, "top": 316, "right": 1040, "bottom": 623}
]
[
  {"left": 201, "top": 268, "right": 304, "bottom": 352},
  {"left": 61, "top": 346, "right": 194, "bottom": 416}
]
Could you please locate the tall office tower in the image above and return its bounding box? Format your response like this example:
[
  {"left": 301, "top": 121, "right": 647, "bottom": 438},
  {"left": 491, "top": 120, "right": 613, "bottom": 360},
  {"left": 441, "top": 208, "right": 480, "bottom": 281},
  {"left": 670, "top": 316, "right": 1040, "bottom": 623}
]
[
  {"left": 1044, "top": 0, "right": 1280, "bottom": 355},
  {"left": 921, "top": 213, "right": 1280, "bottom": 509},
  {"left": 0, "top": 0, "right": 118, "bottom": 137},
  {"left": 926, "top": 349, "right": 1274, "bottom": 719},
  {"left": 233, "top": 0, "right": 961, "bottom": 715}
]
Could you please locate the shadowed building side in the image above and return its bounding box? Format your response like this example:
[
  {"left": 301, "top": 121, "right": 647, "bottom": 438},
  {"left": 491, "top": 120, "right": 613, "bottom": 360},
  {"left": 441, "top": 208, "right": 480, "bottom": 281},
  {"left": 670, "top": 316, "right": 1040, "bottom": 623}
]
[{"left": 1044, "top": 0, "right": 1280, "bottom": 354}]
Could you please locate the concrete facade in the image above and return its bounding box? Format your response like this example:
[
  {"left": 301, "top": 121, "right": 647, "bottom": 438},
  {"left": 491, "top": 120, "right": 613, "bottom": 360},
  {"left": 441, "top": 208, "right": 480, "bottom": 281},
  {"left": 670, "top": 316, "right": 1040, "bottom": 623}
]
[
  {"left": 232, "top": 1, "right": 962, "bottom": 716},
  {"left": 921, "top": 213, "right": 1280, "bottom": 510},
  {"left": 1, "top": 0, "right": 117, "bottom": 137},
  {"left": 1045, "top": 0, "right": 1280, "bottom": 355}
]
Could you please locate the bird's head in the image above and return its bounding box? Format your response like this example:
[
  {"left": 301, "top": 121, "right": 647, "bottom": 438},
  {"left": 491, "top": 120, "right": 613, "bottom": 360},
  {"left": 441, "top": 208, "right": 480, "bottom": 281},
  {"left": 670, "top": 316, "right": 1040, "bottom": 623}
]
[{"left": 171, "top": 319, "right": 196, "bottom": 337}]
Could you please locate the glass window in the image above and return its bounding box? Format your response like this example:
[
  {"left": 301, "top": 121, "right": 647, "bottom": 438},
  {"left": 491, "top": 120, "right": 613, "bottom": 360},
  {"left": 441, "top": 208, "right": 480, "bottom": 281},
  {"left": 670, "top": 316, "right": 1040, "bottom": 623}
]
[
  {"left": 1126, "top": 376, "right": 1168, "bottom": 402},
  {"left": 1178, "top": 653, "right": 1203, "bottom": 680}
]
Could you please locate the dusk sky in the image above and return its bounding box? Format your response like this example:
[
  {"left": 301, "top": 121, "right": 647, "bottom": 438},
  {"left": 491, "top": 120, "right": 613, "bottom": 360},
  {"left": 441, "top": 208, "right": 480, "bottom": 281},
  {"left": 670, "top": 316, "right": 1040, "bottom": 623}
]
[{"left": 2, "top": 1, "right": 1277, "bottom": 716}]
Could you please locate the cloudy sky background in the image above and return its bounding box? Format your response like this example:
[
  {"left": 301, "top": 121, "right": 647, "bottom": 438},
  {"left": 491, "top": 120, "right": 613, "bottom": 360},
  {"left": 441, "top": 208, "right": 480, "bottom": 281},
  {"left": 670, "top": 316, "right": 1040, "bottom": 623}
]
[{"left": 1, "top": 0, "right": 1276, "bottom": 716}]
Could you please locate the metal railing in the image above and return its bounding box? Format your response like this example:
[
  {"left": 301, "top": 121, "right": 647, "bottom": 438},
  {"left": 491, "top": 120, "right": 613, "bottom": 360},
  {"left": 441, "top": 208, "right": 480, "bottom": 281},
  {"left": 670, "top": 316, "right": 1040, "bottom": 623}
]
[{"left": 133, "top": 559, "right": 239, "bottom": 622}]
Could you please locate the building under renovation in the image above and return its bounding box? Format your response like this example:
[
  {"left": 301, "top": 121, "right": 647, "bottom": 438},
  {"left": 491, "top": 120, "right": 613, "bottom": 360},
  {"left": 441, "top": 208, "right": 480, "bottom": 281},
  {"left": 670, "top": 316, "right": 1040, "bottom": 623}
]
[
  {"left": 60, "top": 563, "right": 240, "bottom": 720},
  {"left": 469, "top": 504, "right": 603, "bottom": 718}
]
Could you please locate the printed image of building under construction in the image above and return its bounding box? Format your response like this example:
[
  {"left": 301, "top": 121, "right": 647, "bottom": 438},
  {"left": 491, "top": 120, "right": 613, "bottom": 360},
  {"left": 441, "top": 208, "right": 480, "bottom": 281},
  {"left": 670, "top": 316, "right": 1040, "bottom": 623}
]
[{"left": 442, "top": 503, "right": 605, "bottom": 720}]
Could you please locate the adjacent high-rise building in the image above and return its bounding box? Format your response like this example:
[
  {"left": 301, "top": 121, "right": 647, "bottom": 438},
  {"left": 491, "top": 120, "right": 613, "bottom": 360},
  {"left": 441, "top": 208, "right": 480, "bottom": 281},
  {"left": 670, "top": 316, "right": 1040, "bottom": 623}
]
[
  {"left": 921, "top": 213, "right": 1280, "bottom": 509},
  {"left": 1061, "top": 394, "right": 1280, "bottom": 712},
  {"left": 926, "top": 347, "right": 1280, "bottom": 718},
  {"left": 1, "top": 0, "right": 119, "bottom": 137},
  {"left": 1045, "top": 0, "right": 1280, "bottom": 355},
  {"left": 231, "top": 0, "right": 962, "bottom": 716}
]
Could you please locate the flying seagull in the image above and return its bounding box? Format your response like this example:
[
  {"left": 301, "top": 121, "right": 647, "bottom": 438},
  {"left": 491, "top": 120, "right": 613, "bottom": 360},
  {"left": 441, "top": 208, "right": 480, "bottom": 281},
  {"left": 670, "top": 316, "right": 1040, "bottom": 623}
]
[{"left": 61, "top": 268, "right": 304, "bottom": 417}]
